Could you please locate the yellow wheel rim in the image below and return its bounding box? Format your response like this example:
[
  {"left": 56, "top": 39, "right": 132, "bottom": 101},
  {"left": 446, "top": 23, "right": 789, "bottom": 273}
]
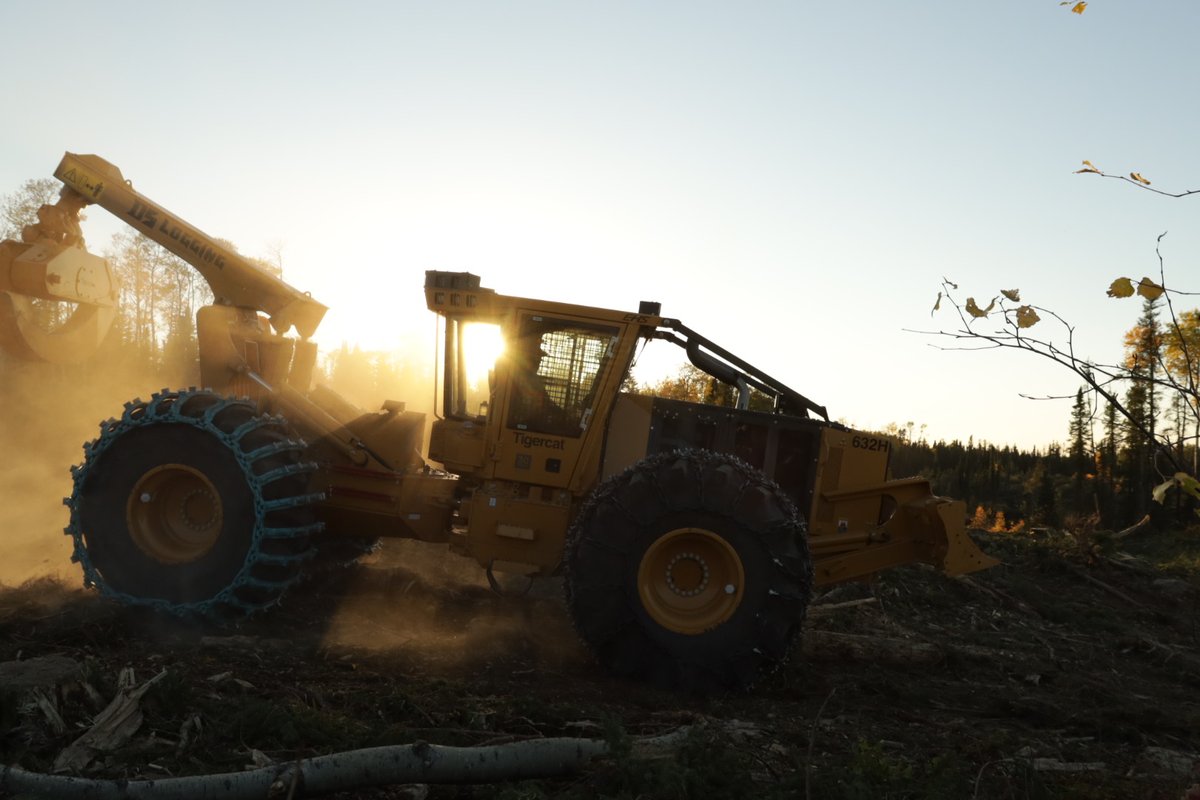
[
  {"left": 637, "top": 527, "right": 745, "bottom": 635},
  {"left": 126, "top": 464, "right": 223, "bottom": 564}
]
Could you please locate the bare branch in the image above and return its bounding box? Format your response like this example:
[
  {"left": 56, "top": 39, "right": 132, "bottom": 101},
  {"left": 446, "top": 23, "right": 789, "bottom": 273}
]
[
  {"left": 1079, "top": 167, "right": 1200, "bottom": 200},
  {"left": 926, "top": 274, "right": 1184, "bottom": 474}
]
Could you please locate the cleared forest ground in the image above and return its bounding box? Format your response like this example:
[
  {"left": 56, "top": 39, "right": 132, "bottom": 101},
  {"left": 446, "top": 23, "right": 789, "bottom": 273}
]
[{"left": 1, "top": 528, "right": 1198, "bottom": 799}]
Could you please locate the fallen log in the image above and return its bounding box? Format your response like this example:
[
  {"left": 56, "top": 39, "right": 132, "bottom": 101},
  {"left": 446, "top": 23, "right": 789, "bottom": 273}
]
[
  {"left": 1113, "top": 514, "right": 1152, "bottom": 541},
  {"left": 956, "top": 575, "right": 1042, "bottom": 618},
  {"left": 1064, "top": 564, "right": 1152, "bottom": 611},
  {"left": 0, "top": 727, "right": 693, "bottom": 800}
]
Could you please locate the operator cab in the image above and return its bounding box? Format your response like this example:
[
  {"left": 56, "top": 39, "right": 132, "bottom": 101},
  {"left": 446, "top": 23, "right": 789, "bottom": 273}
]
[{"left": 423, "top": 271, "right": 642, "bottom": 487}]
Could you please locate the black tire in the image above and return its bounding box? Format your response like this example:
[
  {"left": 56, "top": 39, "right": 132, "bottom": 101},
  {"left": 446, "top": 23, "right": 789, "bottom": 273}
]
[
  {"left": 564, "top": 449, "right": 812, "bottom": 691},
  {"left": 65, "top": 390, "right": 322, "bottom": 617}
]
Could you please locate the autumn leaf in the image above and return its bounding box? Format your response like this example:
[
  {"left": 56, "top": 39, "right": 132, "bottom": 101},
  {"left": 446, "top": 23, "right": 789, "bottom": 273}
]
[
  {"left": 1137, "top": 278, "right": 1165, "bottom": 300},
  {"left": 1107, "top": 277, "right": 1135, "bottom": 298},
  {"left": 932, "top": 292, "right": 943, "bottom": 315},
  {"left": 1183, "top": 474, "right": 1200, "bottom": 501},
  {"left": 965, "top": 297, "right": 996, "bottom": 318},
  {"left": 1130, "top": 172, "right": 1152, "bottom": 186},
  {"left": 1075, "top": 159, "right": 1100, "bottom": 174},
  {"left": 1015, "top": 306, "right": 1040, "bottom": 328},
  {"left": 1152, "top": 473, "right": 1200, "bottom": 505},
  {"left": 1071, "top": 1, "right": 1087, "bottom": 14},
  {"left": 1001, "top": 289, "right": 1021, "bottom": 302}
]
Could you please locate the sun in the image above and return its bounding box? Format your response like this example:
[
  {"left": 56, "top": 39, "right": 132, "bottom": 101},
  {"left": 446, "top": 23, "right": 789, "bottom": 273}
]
[{"left": 462, "top": 322, "right": 505, "bottom": 388}]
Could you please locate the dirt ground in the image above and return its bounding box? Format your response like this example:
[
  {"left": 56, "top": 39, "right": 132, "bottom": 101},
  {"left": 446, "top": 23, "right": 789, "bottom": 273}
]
[{"left": 2, "top": 529, "right": 1199, "bottom": 799}]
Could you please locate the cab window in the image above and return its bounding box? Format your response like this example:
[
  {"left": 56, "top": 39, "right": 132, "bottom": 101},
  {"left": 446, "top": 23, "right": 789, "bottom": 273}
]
[{"left": 507, "top": 318, "right": 617, "bottom": 437}]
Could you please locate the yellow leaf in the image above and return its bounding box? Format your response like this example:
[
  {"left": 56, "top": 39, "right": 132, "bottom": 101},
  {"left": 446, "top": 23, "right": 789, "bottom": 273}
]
[
  {"left": 1106, "top": 277, "right": 1135, "bottom": 298},
  {"left": 1130, "top": 172, "right": 1152, "bottom": 186},
  {"left": 1075, "top": 159, "right": 1100, "bottom": 175},
  {"left": 965, "top": 297, "right": 996, "bottom": 318},
  {"left": 1001, "top": 289, "right": 1021, "bottom": 302},
  {"left": 931, "top": 292, "right": 942, "bottom": 315},
  {"left": 1072, "top": 1, "right": 1087, "bottom": 13},
  {"left": 1181, "top": 474, "right": 1200, "bottom": 503},
  {"left": 1151, "top": 473, "right": 1194, "bottom": 504},
  {"left": 1137, "top": 278, "right": 1165, "bottom": 300},
  {"left": 1015, "top": 306, "right": 1040, "bottom": 328}
]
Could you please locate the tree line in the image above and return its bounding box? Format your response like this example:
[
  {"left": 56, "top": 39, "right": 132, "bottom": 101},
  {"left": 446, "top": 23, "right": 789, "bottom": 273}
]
[
  {"left": 899, "top": 290, "right": 1196, "bottom": 532},
  {"left": 636, "top": 291, "right": 1200, "bottom": 533},
  {"left": 5, "top": 176, "right": 1197, "bottom": 532}
]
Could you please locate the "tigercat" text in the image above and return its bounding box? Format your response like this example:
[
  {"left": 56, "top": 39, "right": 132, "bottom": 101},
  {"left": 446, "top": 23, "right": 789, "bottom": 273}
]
[{"left": 513, "top": 433, "right": 565, "bottom": 450}]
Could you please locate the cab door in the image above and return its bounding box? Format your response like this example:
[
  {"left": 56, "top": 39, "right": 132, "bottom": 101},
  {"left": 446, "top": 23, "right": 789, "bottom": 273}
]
[{"left": 491, "top": 312, "right": 620, "bottom": 488}]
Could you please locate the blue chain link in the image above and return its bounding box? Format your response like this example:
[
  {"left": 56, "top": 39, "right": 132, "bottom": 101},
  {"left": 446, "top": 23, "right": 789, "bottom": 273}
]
[{"left": 63, "top": 389, "right": 324, "bottom": 618}]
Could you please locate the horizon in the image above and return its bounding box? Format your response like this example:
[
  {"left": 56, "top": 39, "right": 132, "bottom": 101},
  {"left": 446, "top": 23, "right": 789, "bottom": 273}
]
[{"left": 3, "top": 2, "right": 1198, "bottom": 451}]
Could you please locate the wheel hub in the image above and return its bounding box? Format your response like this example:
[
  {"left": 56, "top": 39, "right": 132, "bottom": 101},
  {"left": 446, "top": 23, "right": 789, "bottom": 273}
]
[
  {"left": 126, "top": 464, "right": 223, "bottom": 564},
  {"left": 665, "top": 552, "right": 711, "bottom": 597},
  {"left": 638, "top": 527, "right": 745, "bottom": 635}
]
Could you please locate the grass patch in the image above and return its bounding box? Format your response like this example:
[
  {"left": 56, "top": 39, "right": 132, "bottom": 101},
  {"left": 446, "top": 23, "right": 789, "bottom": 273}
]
[
  {"left": 226, "top": 696, "right": 367, "bottom": 751},
  {"left": 808, "top": 739, "right": 970, "bottom": 800},
  {"left": 1124, "top": 525, "right": 1200, "bottom": 577}
]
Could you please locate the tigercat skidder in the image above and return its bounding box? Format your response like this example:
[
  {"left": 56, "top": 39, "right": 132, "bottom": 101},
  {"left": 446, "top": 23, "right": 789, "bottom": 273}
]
[{"left": 0, "top": 152, "right": 997, "bottom": 689}]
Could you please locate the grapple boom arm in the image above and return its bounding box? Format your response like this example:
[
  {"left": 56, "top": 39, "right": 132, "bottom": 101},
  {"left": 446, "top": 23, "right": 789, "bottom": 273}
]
[{"left": 54, "top": 153, "right": 327, "bottom": 339}]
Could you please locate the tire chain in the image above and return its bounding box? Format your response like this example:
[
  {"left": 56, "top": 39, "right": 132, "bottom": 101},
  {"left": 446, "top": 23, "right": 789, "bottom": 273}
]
[
  {"left": 64, "top": 389, "right": 325, "bottom": 618},
  {"left": 564, "top": 448, "right": 813, "bottom": 689}
]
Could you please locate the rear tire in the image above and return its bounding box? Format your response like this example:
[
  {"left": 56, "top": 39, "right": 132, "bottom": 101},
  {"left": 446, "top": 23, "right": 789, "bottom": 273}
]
[
  {"left": 565, "top": 449, "right": 812, "bottom": 691},
  {"left": 65, "top": 390, "right": 322, "bottom": 617}
]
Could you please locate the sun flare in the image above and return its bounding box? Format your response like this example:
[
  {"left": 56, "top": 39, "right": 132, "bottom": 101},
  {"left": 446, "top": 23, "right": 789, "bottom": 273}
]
[{"left": 462, "top": 322, "right": 505, "bottom": 387}]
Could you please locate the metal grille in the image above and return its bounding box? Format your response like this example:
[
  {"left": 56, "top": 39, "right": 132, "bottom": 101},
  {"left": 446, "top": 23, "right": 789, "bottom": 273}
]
[
  {"left": 507, "top": 319, "right": 617, "bottom": 437},
  {"left": 537, "top": 329, "right": 610, "bottom": 417}
]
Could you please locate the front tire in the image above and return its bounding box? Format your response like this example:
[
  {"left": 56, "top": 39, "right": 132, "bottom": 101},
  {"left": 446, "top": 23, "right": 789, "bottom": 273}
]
[
  {"left": 65, "top": 390, "right": 322, "bottom": 617},
  {"left": 565, "top": 449, "right": 812, "bottom": 691}
]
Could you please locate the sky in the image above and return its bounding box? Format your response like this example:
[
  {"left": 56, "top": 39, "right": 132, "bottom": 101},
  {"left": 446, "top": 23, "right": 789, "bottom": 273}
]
[{"left": 3, "top": 1, "right": 1199, "bottom": 450}]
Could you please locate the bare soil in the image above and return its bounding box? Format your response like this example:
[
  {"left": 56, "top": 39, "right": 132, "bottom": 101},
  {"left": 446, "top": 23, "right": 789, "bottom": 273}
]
[{"left": 2, "top": 530, "right": 1199, "bottom": 799}]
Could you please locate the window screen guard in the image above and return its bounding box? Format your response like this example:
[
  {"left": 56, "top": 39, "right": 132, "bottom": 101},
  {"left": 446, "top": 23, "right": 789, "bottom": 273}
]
[{"left": 507, "top": 317, "right": 618, "bottom": 437}]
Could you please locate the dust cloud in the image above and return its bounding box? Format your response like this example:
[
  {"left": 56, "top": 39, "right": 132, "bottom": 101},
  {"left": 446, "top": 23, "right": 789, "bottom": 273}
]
[
  {"left": 0, "top": 333, "right": 568, "bottom": 664},
  {"left": 316, "top": 539, "right": 587, "bottom": 671},
  {"left": 0, "top": 332, "right": 440, "bottom": 588},
  {"left": 0, "top": 356, "right": 169, "bottom": 588}
]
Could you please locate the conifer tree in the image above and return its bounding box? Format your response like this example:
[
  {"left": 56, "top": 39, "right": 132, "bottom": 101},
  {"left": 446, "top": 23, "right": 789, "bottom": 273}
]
[
  {"left": 1163, "top": 308, "right": 1200, "bottom": 477},
  {"left": 1067, "top": 387, "right": 1092, "bottom": 515},
  {"left": 1115, "top": 296, "right": 1163, "bottom": 517}
]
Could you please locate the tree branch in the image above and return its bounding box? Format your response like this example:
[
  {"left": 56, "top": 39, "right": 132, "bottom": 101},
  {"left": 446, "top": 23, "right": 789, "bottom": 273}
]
[
  {"left": 1082, "top": 168, "right": 1200, "bottom": 200},
  {"left": 925, "top": 276, "right": 1185, "bottom": 474}
]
